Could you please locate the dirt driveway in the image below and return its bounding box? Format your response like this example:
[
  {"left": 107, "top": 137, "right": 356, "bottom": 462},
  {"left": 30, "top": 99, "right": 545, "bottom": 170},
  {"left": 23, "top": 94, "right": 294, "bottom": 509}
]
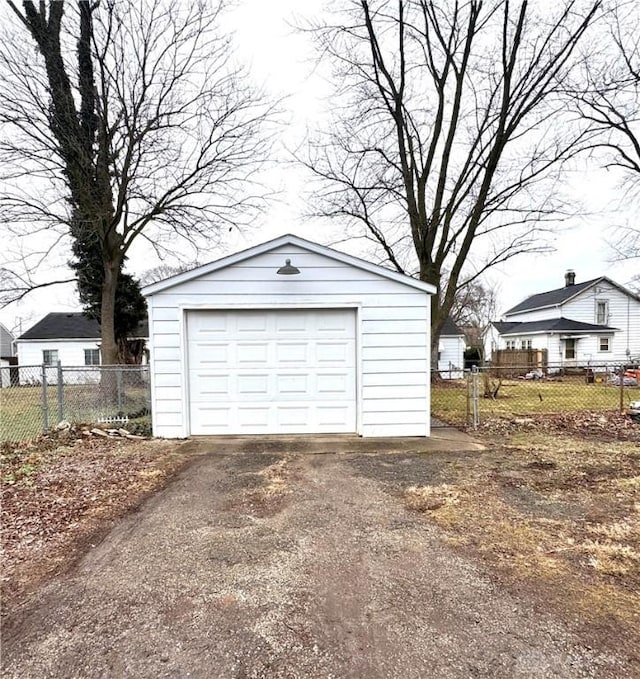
[{"left": 2, "top": 439, "right": 637, "bottom": 678}]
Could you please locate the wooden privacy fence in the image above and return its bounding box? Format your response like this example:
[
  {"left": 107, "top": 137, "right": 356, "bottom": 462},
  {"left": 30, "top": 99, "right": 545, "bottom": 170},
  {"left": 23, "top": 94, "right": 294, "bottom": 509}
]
[{"left": 491, "top": 348, "right": 547, "bottom": 370}]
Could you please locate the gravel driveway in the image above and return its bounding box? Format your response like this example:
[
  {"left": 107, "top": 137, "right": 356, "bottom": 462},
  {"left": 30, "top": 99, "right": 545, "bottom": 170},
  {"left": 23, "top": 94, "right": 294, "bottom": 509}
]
[{"left": 2, "top": 442, "right": 636, "bottom": 678}]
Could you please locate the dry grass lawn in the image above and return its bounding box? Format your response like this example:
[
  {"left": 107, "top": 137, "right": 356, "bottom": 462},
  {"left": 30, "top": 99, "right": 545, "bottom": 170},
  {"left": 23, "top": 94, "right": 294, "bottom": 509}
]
[
  {"left": 404, "top": 425, "right": 640, "bottom": 640},
  {"left": 432, "top": 376, "right": 640, "bottom": 425}
]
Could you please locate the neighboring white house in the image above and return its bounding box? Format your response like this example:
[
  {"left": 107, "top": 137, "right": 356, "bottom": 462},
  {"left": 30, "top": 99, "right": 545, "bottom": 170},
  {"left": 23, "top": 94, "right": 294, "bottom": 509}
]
[
  {"left": 484, "top": 270, "right": 640, "bottom": 367},
  {"left": 0, "top": 322, "right": 16, "bottom": 388},
  {"left": 0, "top": 322, "right": 15, "bottom": 359},
  {"left": 438, "top": 317, "right": 465, "bottom": 379},
  {"left": 16, "top": 313, "right": 148, "bottom": 383},
  {"left": 143, "top": 234, "right": 436, "bottom": 438}
]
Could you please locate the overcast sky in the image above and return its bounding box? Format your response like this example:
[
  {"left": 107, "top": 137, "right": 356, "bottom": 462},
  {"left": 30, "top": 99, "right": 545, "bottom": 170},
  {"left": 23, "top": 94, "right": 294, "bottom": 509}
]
[{"left": 1, "top": 0, "right": 638, "bottom": 336}]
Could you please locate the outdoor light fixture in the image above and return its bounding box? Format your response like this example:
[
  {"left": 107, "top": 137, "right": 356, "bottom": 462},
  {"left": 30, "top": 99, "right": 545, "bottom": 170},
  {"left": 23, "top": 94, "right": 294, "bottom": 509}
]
[{"left": 276, "top": 258, "right": 300, "bottom": 275}]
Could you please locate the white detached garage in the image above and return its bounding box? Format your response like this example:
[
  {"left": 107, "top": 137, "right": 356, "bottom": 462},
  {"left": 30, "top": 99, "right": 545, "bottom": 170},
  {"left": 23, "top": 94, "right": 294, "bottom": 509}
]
[{"left": 143, "top": 235, "right": 436, "bottom": 438}]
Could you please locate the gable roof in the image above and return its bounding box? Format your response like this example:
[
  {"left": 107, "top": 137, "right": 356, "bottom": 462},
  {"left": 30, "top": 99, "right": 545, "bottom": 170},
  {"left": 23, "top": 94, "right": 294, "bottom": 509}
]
[
  {"left": 18, "top": 313, "right": 148, "bottom": 341},
  {"left": 494, "top": 318, "right": 617, "bottom": 336},
  {"left": 505, "top": 277, "right": 602, "bottom": 314},
  {"left": 142, "top": 234, "right": 437, "bottom": 296},
  {"left": 505, "top": 276, "right": 640, "bottom": 315},
  {"left": 440, "top": 317, "right": 464, "bottom": 336}
]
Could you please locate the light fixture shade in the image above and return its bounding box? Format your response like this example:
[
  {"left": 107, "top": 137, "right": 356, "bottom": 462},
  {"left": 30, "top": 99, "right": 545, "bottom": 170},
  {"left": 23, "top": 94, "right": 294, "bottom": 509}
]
[{"left": 276, "top": 258, "right": 300, "bottom": 275}]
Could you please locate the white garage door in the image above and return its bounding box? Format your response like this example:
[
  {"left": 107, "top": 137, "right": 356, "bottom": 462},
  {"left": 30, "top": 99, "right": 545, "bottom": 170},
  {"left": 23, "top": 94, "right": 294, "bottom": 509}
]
[{"left": 187, "top": 309, "right": 357, "bottom": 435}]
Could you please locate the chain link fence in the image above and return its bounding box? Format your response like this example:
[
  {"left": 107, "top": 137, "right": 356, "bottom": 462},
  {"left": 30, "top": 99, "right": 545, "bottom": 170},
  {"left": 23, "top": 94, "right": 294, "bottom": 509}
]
[
  {"left": 432, "top": 363, "right": 640, "bottom": 429},
  {"left": 1, "top": 364, "right": 150, "bottom": 443}
]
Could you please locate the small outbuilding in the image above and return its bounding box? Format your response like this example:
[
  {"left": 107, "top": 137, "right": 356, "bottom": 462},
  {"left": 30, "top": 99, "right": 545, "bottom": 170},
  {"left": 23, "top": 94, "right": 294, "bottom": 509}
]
[
  {"left": 438, "top": 317, "right": 465, "bottom": 379},
  {"left": 143, "top": 235, "right": 436, "bottom": 438}
]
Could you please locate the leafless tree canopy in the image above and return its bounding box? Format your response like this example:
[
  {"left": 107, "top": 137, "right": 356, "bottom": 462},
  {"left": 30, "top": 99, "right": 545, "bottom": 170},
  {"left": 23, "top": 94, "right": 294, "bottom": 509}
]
[
  {"left": 303, "top": 0, "right": 603, "bottom": 350},
  {"left": 574, "top": 0, "right": 640, "bottom": 261},
  {"left": 450, "top": 279, "right": 498, "bottom": 330},
  {"left": 0, "top": 0, "right": 275, "bottom": 361}
]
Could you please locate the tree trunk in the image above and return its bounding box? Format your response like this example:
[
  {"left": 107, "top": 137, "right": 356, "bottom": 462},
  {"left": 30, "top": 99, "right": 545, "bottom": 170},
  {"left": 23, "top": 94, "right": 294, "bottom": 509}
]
[{"left": 100, "top": 261, "right": 119, "bottom": 365}]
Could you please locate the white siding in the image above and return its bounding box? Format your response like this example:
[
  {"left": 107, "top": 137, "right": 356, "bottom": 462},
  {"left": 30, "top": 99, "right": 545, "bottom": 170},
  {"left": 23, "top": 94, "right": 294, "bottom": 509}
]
[
  {"left": 147, "top": 243, "right": 431, "bottom": 438},
  {"left": 15, "top": 339, "right": 101, "bottom": 385},
  {"left": 0, "top": 358, "right": 10, "bottom": 388},
  {"left": 438, "top": 335, "right": 465, "bottom": 379},
  {"left": 507, "top": 307, "right": 562, "bottom": 322},
  {"left": 16, "top": 339, "right": 101, "bottom": 367},
  {"left": 0, "top": 324, "right": 15, "bottom": 357},
  {"left": 561, "top": 281, "right": 640, "bottom": 362}
]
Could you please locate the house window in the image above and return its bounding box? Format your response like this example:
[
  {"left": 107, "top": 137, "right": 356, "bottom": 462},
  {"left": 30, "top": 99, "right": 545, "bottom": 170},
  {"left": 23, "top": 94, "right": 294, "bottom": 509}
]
[
  {"left": 565, "top": 339, "right": 576, "bottom": 360},
  {"left": 505, "top": 340, "right": 516, "bottom": 350},
  {"left": 598, "top": 337, "right": 611, "bottom": 352},
  {"left": 521, "top": 339, "right": 532, "bottom": 350},
  {"left": 596, "top": 300, "right": 609, "bottom": 325},
  {"left": 43, "top": 349, "right": 58, "bottom": 366},
  {"left": 84, "top": 348, "right": 100, "bottom": 365}
]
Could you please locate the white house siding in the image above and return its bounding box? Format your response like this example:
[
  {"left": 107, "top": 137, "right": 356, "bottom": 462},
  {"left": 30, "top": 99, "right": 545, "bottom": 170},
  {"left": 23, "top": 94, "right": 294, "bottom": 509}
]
[
  {"left": 506, "top": 307, "right": 562, "bottom": 322},
  {"left": 0, "top": 358, "right": 10, "bottom": 388},
  {"left": 483, "top": 324, "right": 500, "bottom": 361},
  {"left": 147, "top": 244, "right": 431, "bottom": 438},
  {"left": 560, "top": 282, "right": 640, "bottom": 362},
  {"left": 16, "top": 339, "right": 101, "bottom": 384},
  {"left": 0, "top": 324, "right": 15, "bottom": 358},
  {"left": 438, "top": 335, "right": 465, "bottom": 378}
]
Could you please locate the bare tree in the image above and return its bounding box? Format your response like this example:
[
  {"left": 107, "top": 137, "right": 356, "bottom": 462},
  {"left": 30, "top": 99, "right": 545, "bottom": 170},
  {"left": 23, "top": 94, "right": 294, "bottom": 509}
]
[
  {"left": 450, "top": 279, "right": 498, "bottom": 330},
  {"left": 574, "top": 1, "right": 640, "bottom": 261},
  {"left": 139, "top": 263, "right": 200, "bottom": 287},
  {"left": 303, "top": 0, "right": 603, "bottom": 359},
  {"left": 0, "top": 0, "right": 274, "bottom": 363}
]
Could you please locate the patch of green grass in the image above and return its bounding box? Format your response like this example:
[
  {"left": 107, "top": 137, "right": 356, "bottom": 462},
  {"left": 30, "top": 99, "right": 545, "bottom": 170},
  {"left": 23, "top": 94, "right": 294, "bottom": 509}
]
[
  {"left": 432, "top": 377, "right": 640, "bottom": 425},
  {"left": 1, "top": 384, "right": 151, "bottom": 443},
  {"left": 0, "top": 386, "right": 52, "bottom": 442}
]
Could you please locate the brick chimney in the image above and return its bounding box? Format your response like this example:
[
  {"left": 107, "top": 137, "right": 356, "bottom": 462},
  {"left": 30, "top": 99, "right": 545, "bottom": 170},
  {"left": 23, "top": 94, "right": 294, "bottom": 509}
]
[{"left": 565, "top": 269, "right": 575, "bottom": 287}]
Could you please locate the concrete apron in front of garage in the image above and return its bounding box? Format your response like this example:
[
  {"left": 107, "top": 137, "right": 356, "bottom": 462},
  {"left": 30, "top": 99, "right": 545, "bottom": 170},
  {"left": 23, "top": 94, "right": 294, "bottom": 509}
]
[{"left": 183, "top": 421, "right": 484, "bottom": 456}]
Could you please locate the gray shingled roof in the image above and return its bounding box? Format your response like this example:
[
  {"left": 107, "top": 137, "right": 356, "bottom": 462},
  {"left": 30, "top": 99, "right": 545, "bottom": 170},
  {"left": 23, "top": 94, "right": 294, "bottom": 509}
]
[
  {"left": 495, "top": 318, "right": 617, "bottom": 336},
  {"left": 491, "top": 321, "right": 521, "bottom": 334},
  {"left": 440, "top": 317, "right": 464, "bottom": 336},
  {"left": 19, "top": 313, "right": 148, "bottom": 340},
  {"left": 505, "top": 277, "right": 604, "bottom": 315}
]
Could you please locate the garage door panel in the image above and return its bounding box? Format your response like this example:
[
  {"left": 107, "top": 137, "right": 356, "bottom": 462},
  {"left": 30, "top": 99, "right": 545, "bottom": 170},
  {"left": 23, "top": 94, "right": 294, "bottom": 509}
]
[
  {"left": 238, "top": 406, "right": 270, "bottom": 427},
  {"left": 275, "top": 314, "right": 308, "bottom": 333},
  {"left": 277, "top": 374, "right": 308, "bottom": 394},
  {"left": 237, "top": 313, "right": 267, "bottom": 332},
  {"left": 316, "top": 373, "right": 348, "bottom": 393},
  {"left": 276, "top": 342, "right": 307, "bottom": 363},
  {"left": 316, "top": 340, "right": 352, "bottom": 363},
  {"left": 237, "top": 374, "right": 269, "bottom": 395},
  {"left": 277, "top": 406, "right": 310, "bottom": 426},
  {"left": 317, "top": 404, "right": 353, "bottom": 426},
  {"left": 191, "top": 343, "right": 228, "bottom": 364},
  {"left": 193, "top": 406, "right": 230, "bottom": 429},
  {"left": 187, "top": 309, "right": 357, "bottom": 434},
  {"left": 236, "top": 342, "right": 269, "bottom": 364},
  {"left": 189, "top": 370, "right": 355, "bottom": 402}
]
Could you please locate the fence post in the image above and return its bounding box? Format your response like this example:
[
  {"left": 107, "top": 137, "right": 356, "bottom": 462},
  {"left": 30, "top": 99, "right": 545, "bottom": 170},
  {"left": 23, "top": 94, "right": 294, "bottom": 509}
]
[
  {"left": 41, "top": 363, "right": 49, "bottom": 432},
  {"left": 116, "top": 367, "right": 123, "bottom": 412},
  {"left": 471, "top": 365, "right": 480, "bottom": 430},
  {"left": 620, "top": 364, "right": 625, "bottom": 414},
  {"left": 57, "top": 360, "right": 64, "bottom": 423}
]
